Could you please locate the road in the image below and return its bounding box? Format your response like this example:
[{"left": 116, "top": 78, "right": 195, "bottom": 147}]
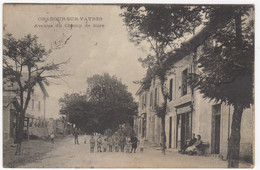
[{"left": 19, "top": 135, "right": 251, "bottom": 168}]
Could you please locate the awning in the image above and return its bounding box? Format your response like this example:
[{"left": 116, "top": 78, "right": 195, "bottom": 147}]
[{"left": 175, "top": 102, "right": 192, "bottom": 114}]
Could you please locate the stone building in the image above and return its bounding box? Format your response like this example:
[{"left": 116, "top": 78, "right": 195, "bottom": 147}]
[
  {"left": 135, "top": 40, "right": 253, "bottom": 162},
  {"left": 3, "top": 76, "right": 49, "bottom": 142}
]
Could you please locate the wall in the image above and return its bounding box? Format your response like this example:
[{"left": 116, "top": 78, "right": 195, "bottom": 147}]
[
  {"left": 194, "top": 91, "right": 253, "bottom": 161},
  {"left": 27, "top": 83, "right": 46, "bottom": 119},
  {"left": 3, "top": 92, "right": 16, "bottom": 143},
  {"left": 3, "top": 106, "right": 11, "bottom": 143},
  {"left": 135, "top": 40, "right": 253, "bottom": 162},
  {"left": 165, "top": 53, "right": 193, "bottom": 149}
]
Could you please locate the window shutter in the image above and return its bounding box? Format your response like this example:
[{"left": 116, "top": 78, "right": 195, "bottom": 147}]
[
  {"left": 173, "top": 76, "right": 176, "bottom": 100},
  {"left": 169, "top": 79, "right": 173, "bottom": 101},
  {"left": 187, "top": 64, "right": 192, "bottom": 93}
]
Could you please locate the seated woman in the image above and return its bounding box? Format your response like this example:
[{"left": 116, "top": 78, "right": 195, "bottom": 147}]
[
  {"left": 186, "top": 135, "right": 202, "bottom": 155},
  {"left": 180, "top": 133, "right": 197, "bottom": 154}
]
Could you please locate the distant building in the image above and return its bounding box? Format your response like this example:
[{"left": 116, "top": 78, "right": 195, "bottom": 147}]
[
  {"left": 3, "top": 76, "right": 49, "bottom": 142},
  {"left": 135, "top": 40, "right": 253, "bottom": 161}
]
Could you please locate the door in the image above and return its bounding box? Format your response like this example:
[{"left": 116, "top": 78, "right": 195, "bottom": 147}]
[
  {"left": 141, "top": 113, "right": 147, "bottom": 138},
  {"left": 10, "top": 109, "right": 16, "bottom": 138},
  {"left": 176, "top": 114, "right": 182, "bottom": 149},
  {"left": 176, "top": 114, "right": 186, "bottom": 149},
  {"left": 169, "top": 117, "right": 172, "bottom": 148},
  {"left": 211, "top": 104, "right": 221, "bottom": 154},
  {"left": 180, "top": 115, "right": 186, "bottom": 149},
  {"left": 176, "top": 112, "right": 192, "bottom": 149}
]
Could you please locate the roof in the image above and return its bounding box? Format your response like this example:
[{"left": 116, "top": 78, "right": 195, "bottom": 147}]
[
  {"left": 135, "top": 84, "right": 144, "bottom": 96},
  {"left": 137, "top": 7, "right": 236, "bottom": 94},
  {"left": 3, "top": 96, "right": 19, "bottom": 110},
  {"left": 3, "top": 96, "right": 15, "bottom": 107},
  {"left": 164, "top": 6, "right": 235, "bottom": 70},
  {"left": 38, "top": 81, "right": 49, "bottom": 98},
  {"left": 3, "top": 73, "right": 49, "bottom": 98}
]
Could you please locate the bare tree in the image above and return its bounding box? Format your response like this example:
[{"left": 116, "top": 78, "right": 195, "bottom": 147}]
[{"left": 3, "top": 33, "right": 70, "bottom": 155}]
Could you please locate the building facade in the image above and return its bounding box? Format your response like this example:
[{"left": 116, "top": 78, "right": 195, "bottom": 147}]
[
  {"left": 3, "top": 78, "right": 49, "bottom": 143},
  {"left": 135, "top": 41, "right": 253, "bottom": 161}
]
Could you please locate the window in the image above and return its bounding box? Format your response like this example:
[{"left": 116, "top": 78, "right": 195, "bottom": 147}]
[
  {"left": 142, "top": 113, "right": 147, "bottom": 138},
  {"left": 182, "top": 69, "right": 188, "bottom": 96},
  {"left": 38, "top": 101, "right": 41, "bottom": 111},
  {"left": 142, "top": 94, "right": 146, "bottom": 110},
  {"left": 139, "top": 120, "right": 142, "bottom": 135},
  {"left": 185, "top": 112, "right": 192, "bottom": 140},
  {"left": 144, "top": 93, "right": 147, "bottom": 108},
  {"left": 141, "top": 95, "right": 144, "bottom": 109},
  {"left": 150, "top": 92, "right": 153, "bottom": 107},
  {"left": 140, "top": 96, "right": 142, "bottom": 109},
  {"left": 154, "top": 88, "right": 157, "bottom": 106},
  {"left": 169, "top": 79, "right": 173, "bottom": 101},
  {"left": 32, "top": 99, "right": 34, "bottom": 109}
]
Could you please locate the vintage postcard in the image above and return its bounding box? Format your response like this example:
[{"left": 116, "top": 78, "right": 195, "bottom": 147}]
[{"left": 2, "top": 3, "right": 254, "bottom": 168}]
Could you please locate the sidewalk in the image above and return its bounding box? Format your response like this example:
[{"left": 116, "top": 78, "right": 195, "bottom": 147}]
[
  {"left": 164, "top": 147, "right": 253, "bottom": 168},
  {"left": 3, "top": 135, "right": 66, "bottom": 168}
]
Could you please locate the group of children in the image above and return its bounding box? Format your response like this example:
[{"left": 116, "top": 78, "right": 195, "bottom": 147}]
[{"left": 86, "top": 134, "right": 145, "bottom": 153}]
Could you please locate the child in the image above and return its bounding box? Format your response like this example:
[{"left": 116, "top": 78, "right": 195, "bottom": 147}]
[
  {"left": 125, "top": 137, "right": 131, "bottom": 153},
  {"left": 160, "top": 143, "right": 166, "bottom": 155},
  {"left": 114, "top": 136, "right": 120, "bottom": 152},
  {"left": 50, "top": 133, "right": 55, "bottom": 144},
  {"left": 90, "top": 135, "right": 95, "bottom": 153},
  {"left": 139, "top": 138, "right": 145, "bottom": 152},
  {"left": 84, "top": 133, "right": 88, "bottom": 144},
  {"left": 103, "top": 138, "right": 108, "bottom": 152},
  {"left": 97, "top": 135, "right": 103, "bottom": 152},
  {"left": 119, "top": 135, "right": 126, "bottom": 152},
  {"left": 74, "top": 129, "right": 79, "bottom": 145},
  {"left": 108, "top": 136, "right": 113, "bottom": 152}
]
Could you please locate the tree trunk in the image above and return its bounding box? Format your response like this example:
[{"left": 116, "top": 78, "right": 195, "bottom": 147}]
[
  {"left": 235, "top": 8, "right": 242, "bottom": 49},
  {"left": 228, "top": 104, "right": 243, "bottom": 168},
  {"left": 159, "top": 80, "right": 167, "bottom": 154},
  {"left": 227, "top": 8, "right": 243, "bottom": 168},
  {"left": 15, "top": 110, "right": 25, "bottom": 155},
  {"left": 161, "top": 113, "right": 166, "bottom": 154}
]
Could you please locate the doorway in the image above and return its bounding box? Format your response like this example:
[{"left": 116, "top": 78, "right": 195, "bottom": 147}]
[
  {"left": 141, "top": 113, "right": 147, "bottom": 138},
  {"left": 176, "top": 112, "right": 192, "bottom": 149},
  {"left": 211, "top": 104, "right": 221, "bottom": 154},
  {"left": 169, "top": 117, "right": 172, "bottom": 148}
]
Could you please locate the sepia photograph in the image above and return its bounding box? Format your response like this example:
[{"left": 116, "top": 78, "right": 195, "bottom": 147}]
[{"left": 2, "top": 3, "right": 254, "bottom": 168}]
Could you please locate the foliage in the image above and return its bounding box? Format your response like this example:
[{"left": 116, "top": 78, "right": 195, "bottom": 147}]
[
  {"left": 59, "top": 93, "right": 97, "bottom": 133},
  {"left": 116, "top": 123, "right": 136, "bottom": 137},
  {"left": 59, "top": 73, "right": 138, "bottom": 134},
  {"left": 121, "top": 5, "right": 204, "bottom": 150},
  {"left": 189, "top": 6, "right": 254, "bottom": 109},
  {"left": 104, "top": 129, "right": 113, "bottom": 137},
  {"left": 188, "top": 6, "right": 254, "bottom": 167},
  {"left": 122, "top": 5, "right": 254, "bottom": 167},
  {"left": 87, "top": 73, "right": 138, "bottom": 132},
  {"left": 121, "top": 5, "right": 203, "bottom": 87},
  {"left": 3, "top": 33, "right": 69, "bottom": 155}
]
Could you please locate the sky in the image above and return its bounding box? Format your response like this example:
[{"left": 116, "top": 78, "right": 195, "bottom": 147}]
[{"left": 3, "top": 4, "right": 147, "bottom": 119}]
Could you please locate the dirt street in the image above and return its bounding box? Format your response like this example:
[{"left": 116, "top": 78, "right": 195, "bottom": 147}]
[{"left": 19, "top": 135, "right": 251, "bottom": 168}]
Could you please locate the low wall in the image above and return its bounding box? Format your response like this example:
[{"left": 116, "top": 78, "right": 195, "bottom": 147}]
[
  {"left": 240, "top": 143, "right": 253, "bottom": 163},
  {"left": 29, "top": 126, "right": 49, "bottom": 138}
]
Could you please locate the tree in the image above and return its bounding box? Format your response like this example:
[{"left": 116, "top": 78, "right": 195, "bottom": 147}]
[
  {"left": 87, "top": 73, "right": 138, "bottom": 132},
  {"left": 3, "top": 33, "right": 69, "bottom": 155},
  {"left": 121, "top": 5, "right": 202, "bottom": 152},
  {"left": 189, "top": 6, "right": 254, "bottom": 168},
  {"left": 59, "top": 74, "right": 138, "bottom": 134},
  {"left": 122, "top": 5, "right": 254, "bottom": 166},
  {"left": 59, "top": 93, "right": 102, "bottom": 134}
]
